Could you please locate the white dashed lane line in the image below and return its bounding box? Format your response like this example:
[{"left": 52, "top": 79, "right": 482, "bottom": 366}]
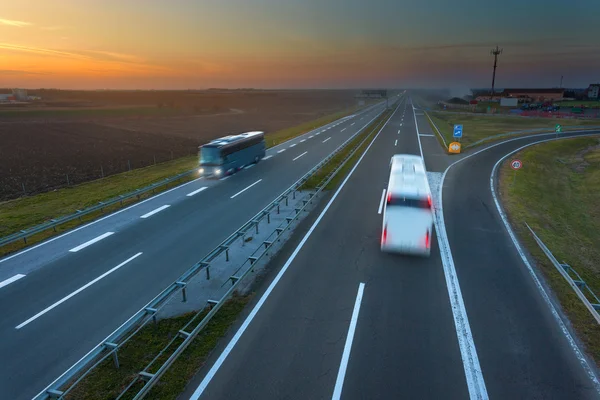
[
  {"left": 289, "top": 143, "right": 297, "bottom": 148},
  {"left": 341, "top": 128, "right": 347, "bottom": 132},
  {"left": 263, "top": 155, "right": 273, "bottom": 160},
  {"left": 0, "top": 274, "right": 26, "bottom": 289},
  {"left": 230, "top": 179, "right": 263, "bottom": 199},
  {"left": 186, "top": 187, "right": 208, "bottom": 197},
  {"left": 300, "top": 139, "right": 306, "bottom": 143},
  {"left": 293, "top": 151, "right": 308, "bottom": 161},
  {"left": 140, "top": 205, "right": 170, "bottom": 219},
  {"left": 69, "top": 232, "right": 114, "bottom": 253},
  {"left": 277, "top": 149, "right": 286, "bottom": 153},
  {"left": 323, "top": 137, "right": 331, "bottom": 143}
]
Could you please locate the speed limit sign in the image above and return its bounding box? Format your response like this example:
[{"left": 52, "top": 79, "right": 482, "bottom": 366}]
[{"left": 510, "top": 159, "right": 523, "bottom": 170}]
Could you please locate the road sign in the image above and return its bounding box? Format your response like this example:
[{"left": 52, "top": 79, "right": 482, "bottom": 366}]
[
  {"left": 555, "top": 124, "right": 562, "bottom": 133},
  {"left": 510, "top": 159, "right": 522, "bottom": 170},
  {"left": 453, "top": 124, "right": 463, "bottom": 138},
  {"left": 448, "top": 141, "right": 461, "bottom": 154}
]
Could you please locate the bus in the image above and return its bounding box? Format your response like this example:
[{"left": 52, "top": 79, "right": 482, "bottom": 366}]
[
  {"left": 381, "top": 154, "right": 434, "bottom": 257},
  {"left": 198, "top": 131, "right": 266, "bottom": 178}
]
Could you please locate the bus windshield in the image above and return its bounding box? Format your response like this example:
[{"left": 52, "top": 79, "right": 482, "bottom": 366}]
[{"left": 200, "top": 147, "right": 222, "bottom": 165}]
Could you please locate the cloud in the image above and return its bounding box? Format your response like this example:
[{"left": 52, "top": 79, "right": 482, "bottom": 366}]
[
  {"left": 0, "top": 18, "right": 32, "bottom": 27},
  {"left": 40, "top": 26, "right": 66, "bottom": 31},
  {"left": 0, "top": 43, "right": 88, "bottom": 59},
  {"left": 0, "top": 69, "right": 50, "bottom": 75},
  {"left": 77, "top": 50, "right": 145, "bottom": 63}
]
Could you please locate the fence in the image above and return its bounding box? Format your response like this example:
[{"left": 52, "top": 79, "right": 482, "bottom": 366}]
[
  {"left": 526, "top": 223, "right": 600, "bottom": 325},
  {"left": 33, "top": 102, "right": 394, "bottom": 400}
]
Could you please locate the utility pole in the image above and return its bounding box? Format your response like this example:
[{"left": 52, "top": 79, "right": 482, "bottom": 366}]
[{"left": 490, "top": 45, "right": 503, "bottom": 101}]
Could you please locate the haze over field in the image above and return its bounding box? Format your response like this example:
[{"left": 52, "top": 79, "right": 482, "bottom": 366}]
[{"left": 1, "top": 0, "right": 599, "bottom": 89}]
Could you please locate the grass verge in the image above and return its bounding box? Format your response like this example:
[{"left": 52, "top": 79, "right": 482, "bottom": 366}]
[
  {"left": 65, "top": 295, "right": 251, "bottom": 400},
  {"left": 498, "top": 136, "right": 600, "bottom": 367},
  {"left": 556, "top": 100, "right": 600, "bottom": 107},
  {"left": 429, "top": 111, "right": 600, "bottom": 148},
  {"left": 0, "top": 104, "right": 377, "bottom": 257},
  {"left": 300, "top": 109, "right": 392, "bottom": 191}
]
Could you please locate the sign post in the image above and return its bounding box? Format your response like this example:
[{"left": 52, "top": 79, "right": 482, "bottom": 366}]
[
  {"left": 453, "top": 124, "right": 463, "bottom": 142},
  {"left": 510, "top": 159, "right": 523, "bottom": 185}
]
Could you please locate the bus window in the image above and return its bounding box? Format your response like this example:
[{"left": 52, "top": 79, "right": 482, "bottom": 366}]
[{"left": 200, "top": 147, "right": 222, "bottom": 165}]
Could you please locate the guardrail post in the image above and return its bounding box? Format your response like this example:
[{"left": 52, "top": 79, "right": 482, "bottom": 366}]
[
  {"left": 277, "top": 203, "right": 280, "bottom": 214},
  {"left": 255, "top": 221, "right": 259, "bottom": 234},
  {"left": 206, "top": 265, "right": 210, "bottom": 280},
  {"left": 145, "top": 307, "right": 158, "bottom": 326},
  {"left": 226, "top": 248, "right": 229, "bottom": 261},
  {"left": 176, "top": 281, "right": 187, "bottom": 302},
  {"left": 23, "top": 236, "right": 27, "bottom": 244},
  {"left": 285, "top": 196, "right": 289, "bottom": 207},
  {"left": 267, "top": 212, "right": 271, "bottom": 224},
  {"left": 105, "top": 342, "right": 120, "bottom": 368},
  {"left": 293, "top": 190, "right": 296, "bottom": 200}
]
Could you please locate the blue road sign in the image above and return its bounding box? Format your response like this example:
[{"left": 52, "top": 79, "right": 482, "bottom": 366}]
[{"left": 453, "top": 124, "right": 463, "bottom": 138}]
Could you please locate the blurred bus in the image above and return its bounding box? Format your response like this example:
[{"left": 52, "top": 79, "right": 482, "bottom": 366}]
[
  {"left": 381, "top": 154, "right": 433, "bottom": 256},
  {"left": 198, "top": 131, "right": 266, "bottom": 178}
]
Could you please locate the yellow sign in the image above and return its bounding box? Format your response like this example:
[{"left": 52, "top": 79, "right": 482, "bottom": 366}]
[{"left": 448, "top": 141, "right": 461, "bottom": 154}]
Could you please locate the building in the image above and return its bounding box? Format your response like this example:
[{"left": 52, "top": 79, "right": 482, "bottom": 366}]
[
  {"left": 12, "top": 88, "right": 28, "bottom": 101},
  {"left": 0, "top": 94, "right": 16, "bottom": 102},
  {"left": 587, "top": 84, "right": 600, "bottom": 100},
  {"left": 475, "top": 88, "right": 564, "bottom": 102}
]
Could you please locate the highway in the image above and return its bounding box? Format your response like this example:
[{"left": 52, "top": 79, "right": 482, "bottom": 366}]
[
  {"left": 185, "top": 97, "right": 600, "bottom": 399},
  {"left": 0, "top": 98, "right": 396, "bottom": 400}
]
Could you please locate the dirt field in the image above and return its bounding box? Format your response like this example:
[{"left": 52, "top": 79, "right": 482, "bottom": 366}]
[{"left": 0, "top": 90, "right": 361, "bottom": 200}]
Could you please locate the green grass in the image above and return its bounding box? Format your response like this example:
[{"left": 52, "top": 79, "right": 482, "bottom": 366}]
[
  {"left": 499, "top": 136, "right": 600, "bottom": 367},
  {"left": 429, "top": 111, "right": 600, "bottom": 148},
  {"left": 0, "top": 106, "right": 184, "bottom": 118},
  {"left": 300, "top": 110, "right": 392, "bottom": 190},
  {"left": 556, "top": 100, "right": 600, "bottom": 107},
  {"left": 0, "top": 156, "right": 198, "bottom": 257},
  {"left": 65, "top": 295, "right": 251, "bottom": 400}
]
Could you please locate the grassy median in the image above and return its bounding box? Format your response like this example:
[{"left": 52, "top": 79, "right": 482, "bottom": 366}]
[
  {"left": 498, "top": 136, "right": 600, "bottom": 367},
  {"left": 428, "top": 112, "right": 599, "bottom": 148},
  {"left": 300, "top": 109, "right": 392, "bottom": 190},
  {"left": 0, "top": 105, "right": 375, "bottom": 257},
  {"left": 65, "top": 295, "right": 251, "bottom": 400}
]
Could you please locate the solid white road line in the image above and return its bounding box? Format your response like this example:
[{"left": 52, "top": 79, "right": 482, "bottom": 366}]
[
  {"left": 219, "top": 176, "right": 230, "bottom": 181},
  {"left": 0, "top": 176, "right": 204, "bottom": 265},
  {"left": 332, "top": 282, "right": 365, "bottom": 400},
  {"left": 277, "top": 149, "right": 286, "bottom": 153},
  {"left": 413, "top": 98, "right": 488, "bottom": 399},
  {"left": 289, "top": 143, "right": 297, "bottom": 147},
  {"left": 69, "top": 232, "right": 114, "bottom": 253},
  {"left": 323, "top": 137, "right": 331, "bottom": 143},
  {"left": 420, "top": 134, "right": 435, "bottom": 137},
  {"left": 230, "top": 179, "right": 262, "bottom": 199},
  {"left": 188, "top": 101, "right": 401, "bottom": 400},
  {"left": 300, "top": 139, "right": 306, "bottom": 143},
  {"left": 0, "top": 274, "right": 26, "bottom": 289},
  {"left": 186, "top": 187, "right": 208, "bottom": 197},
  {"left": 394, "top": 139, "right": 398, "bottom": 146},
  {"left": 341, "top": 128, "right": 347, "bottom": 132},
  {"left": 140, "top": 205, "right": 170, "bottom": 219},
  {"left": 378, "top": 189, "right": 386, "bottom": 214},
  {"left": 293, "top": 151, "right": 308, "bottom": 161},
  {"left": 263, "top": 155, "right": 273, "bottom": 160},
  {"left": 16, "top": 252, "right": 143, "bottom": 329}
]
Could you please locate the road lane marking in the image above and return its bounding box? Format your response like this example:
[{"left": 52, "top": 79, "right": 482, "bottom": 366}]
[
  {"left": 300, "top": 139, "right": 306, "bottom": 143},
  {"left": 394, "top": 139, "right": 398, "bottom": 146},
  {"left": 322, "top": 137, "right": 331, "bottom": 143},
  {"left": 411, "top": 100, "right": 424, "bottom": 159},
  {"left": 230, "top": 179, "right": 262, "bottom": 199},
  {"left": 308, "top": 135, "right": 314, "bottom": 139},
  {"left": 244, "top": 164, "right": 255, "bottom": 169},
  {"left": 289, "top": 143, "right": 297, "bottom": 147},
  {"left": 341, "top": 128, "right": 347, "bottom": 132},
  {"left": 350, "top": 122, "right": 355, "bottom": 126},
  {"left": 277, "top": 149, "right": 286, "bottom": 153},
  {"left": 316, "top": 132, "right": 321, "bottom": 135},
  {"left": 69, "top": 232, "right": 114, "bottom": 252},
  {"left": 293, "top": 151, "right": 308, "bottom": 161},
  {"left": 219, "top": 176, "right": 230, "bottom": 181},
  {"left": 398, "top": 130, "right": 401, "bottom": 134},
  {"left": 16, "top": 252, "right": 143, "bottom": 329},
  {"left": 412, "top": 97, "right": 488, "bottom": 399},
  {"left": 186, "top": 187, "right": 208, "bottom": 197},
  {"left": 140, "top": 205, "right": 170, "bottom": 219},
  {"left": 332, "top": 282, "right": 365, "bottom": 400},
  {"left": 378, "top": 189, "right": 386, "bottom": 214},
  {"left": 0, "top": 274, "right": 26, "bottom": 289},
  {"left": 188, "top": 101, "right": 402, "bottom": 400},
  {"left": 420, "top": 134, "right": 435, "bottom": 137},
  {"left": 262, "top": 155, "right": 273, "bottom": 160}
]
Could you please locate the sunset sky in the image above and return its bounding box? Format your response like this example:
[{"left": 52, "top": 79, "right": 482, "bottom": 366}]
[{"left": 1, "top": 0, "right": 599, "bottom": 90}]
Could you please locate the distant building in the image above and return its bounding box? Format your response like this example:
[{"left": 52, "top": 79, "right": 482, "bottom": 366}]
[
  {"left": 12, "top": 88, "right": 28, "bottom": 101},
  {"left": 587, "top": 84, "right": 600, "bottom": 100},
  {"left": 475, "top": 88, "right": 564, "bottom": 102}
]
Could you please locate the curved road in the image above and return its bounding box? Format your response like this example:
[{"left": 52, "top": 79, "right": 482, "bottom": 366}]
[{"left": 183, "top": 97, "right": 600, "bottom": 399}]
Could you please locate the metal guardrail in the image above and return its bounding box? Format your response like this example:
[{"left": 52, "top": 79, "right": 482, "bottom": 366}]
[
  {"left": 33, "top": 100, "right": 396, "bottom": 400},
  {"left": 526, "top": 223, "right": 600, "bottom": 325},
  {"left": 1, "top": 103, "right": 383, "bottom": 251}
]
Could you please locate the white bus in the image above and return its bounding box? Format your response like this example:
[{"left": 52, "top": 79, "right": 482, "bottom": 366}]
[{"left": 381, "top": 154, "right": 434, "bottom": 256}]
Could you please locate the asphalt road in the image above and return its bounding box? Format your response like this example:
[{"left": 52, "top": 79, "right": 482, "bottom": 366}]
[
  {"left": 185, "top": 97, "right": 600, "bottom": 399},
  {"left": 0, "top": 97, "right": 398, "bottom": 400}
]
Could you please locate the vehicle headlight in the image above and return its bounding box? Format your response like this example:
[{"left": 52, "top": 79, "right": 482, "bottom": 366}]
[
  {"left": 198, "top": 168, "right": 204, "bottom": 174},
  {"left": 215, "top": 168, "right": 222, "bottom": 175}
]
